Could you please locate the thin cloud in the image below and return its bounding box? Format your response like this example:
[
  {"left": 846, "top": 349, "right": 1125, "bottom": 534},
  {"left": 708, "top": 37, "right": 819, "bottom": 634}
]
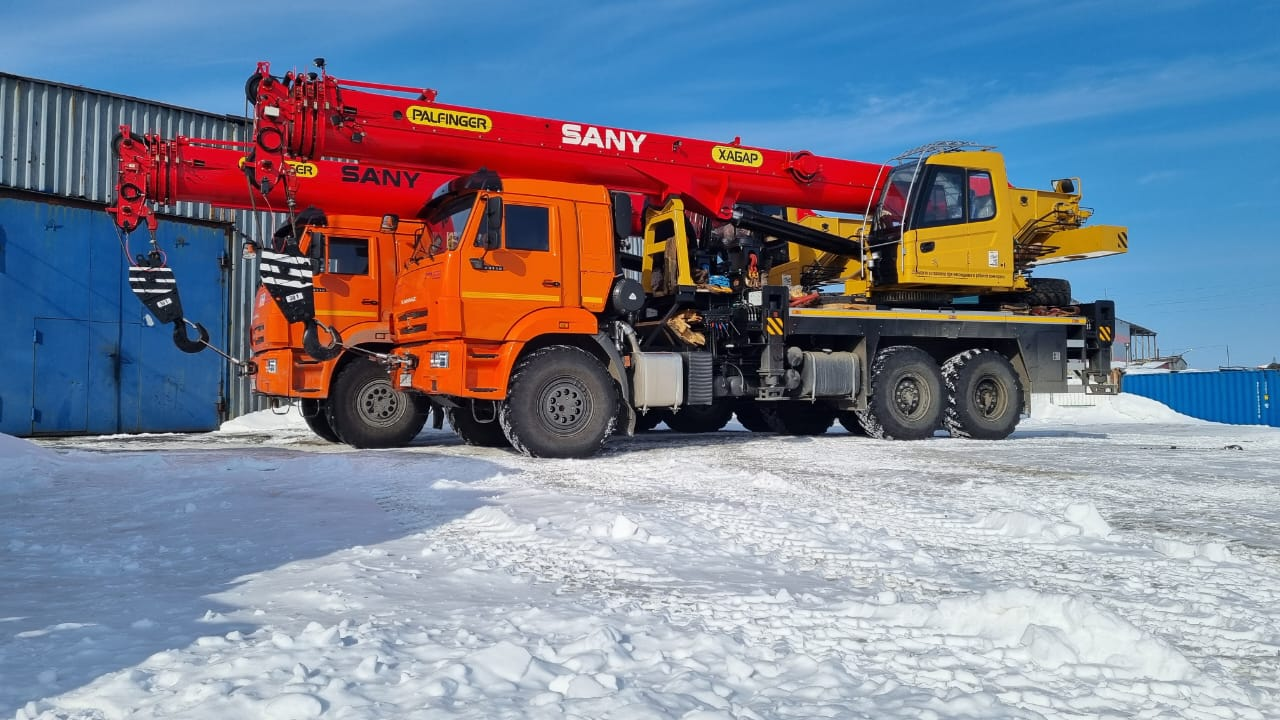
[{"left": 663, "top": 51, "right": 1280, "bottom": 157}]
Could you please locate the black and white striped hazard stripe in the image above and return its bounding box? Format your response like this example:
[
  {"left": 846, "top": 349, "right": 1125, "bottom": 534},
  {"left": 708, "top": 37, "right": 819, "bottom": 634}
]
[
  {"left": 259, "top": 249, "right": 317, "bottom": 324},
  {"left": 128, "top": 266, "right": 184, "bottom": 324},
  {"left": 259, "top": 249, "right": 315, "bottom": 289}
]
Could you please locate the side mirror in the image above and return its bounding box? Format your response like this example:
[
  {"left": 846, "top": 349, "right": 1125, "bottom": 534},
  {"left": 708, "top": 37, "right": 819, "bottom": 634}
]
[
  {"left": 1052, "top": 178, "right": 1078, "bottom": 195},
  {"left": 380, "top": 214, "right": 399, "bottom": 232},
  {"left": 610, "top": 191, "right": 633, "bottom": 241},
  {"left": 482, "top": 196, "right": 503, "bottom": 250},
  {"left": 308, "top": 231, "right": 326, "bottom": 274}
]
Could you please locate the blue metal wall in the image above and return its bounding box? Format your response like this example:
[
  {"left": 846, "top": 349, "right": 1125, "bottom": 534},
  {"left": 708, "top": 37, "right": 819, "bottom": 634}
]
[
  {"left": 2, "top": 71, "right": 282, "bottom": 420},
  {"left": 1123, "top": 371, "right": 1280, "bottom": 428},
  {"left": 0, "top": 192, "right": 229, "bottom": 436}
]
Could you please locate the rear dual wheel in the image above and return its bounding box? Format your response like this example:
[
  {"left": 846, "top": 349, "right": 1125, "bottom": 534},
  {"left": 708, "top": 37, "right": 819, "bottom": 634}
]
[
  {"left": 858, "top": 346, "right": 944, "bottom": 440},
  {"left": 942, "top": 349, "right": 1022, "bottom": 440}
]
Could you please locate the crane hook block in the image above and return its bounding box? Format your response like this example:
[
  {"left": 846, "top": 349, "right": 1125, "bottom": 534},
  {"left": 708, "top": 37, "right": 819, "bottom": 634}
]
[{"left": 128, "top": 264, "right": 185, "bottom": 325}]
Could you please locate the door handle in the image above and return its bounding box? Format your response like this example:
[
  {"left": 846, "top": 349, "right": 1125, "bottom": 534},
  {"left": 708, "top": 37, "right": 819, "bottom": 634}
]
[
  {"left": 542, "top": 280, "right": 561, "bottom": 288},
  {"left": 361, "top": 299, "right": 379, "bottom": 305}
]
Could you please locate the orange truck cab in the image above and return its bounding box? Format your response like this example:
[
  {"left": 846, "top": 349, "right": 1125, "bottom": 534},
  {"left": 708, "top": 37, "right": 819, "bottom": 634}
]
[{"left": 250, "top": 214, "right": 432, "bottom": 446}]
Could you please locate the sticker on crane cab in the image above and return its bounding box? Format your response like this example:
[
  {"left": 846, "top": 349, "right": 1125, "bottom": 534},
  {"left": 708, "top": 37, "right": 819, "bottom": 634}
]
[
  {"left": 712, "top": 145, "right": 763, "bottom": 168},
  {"left": 407, "top": 106, "right": 492, "bottom": 133},
  {"left": 285, "top": 160, "right": 318, "bottom": 178}
]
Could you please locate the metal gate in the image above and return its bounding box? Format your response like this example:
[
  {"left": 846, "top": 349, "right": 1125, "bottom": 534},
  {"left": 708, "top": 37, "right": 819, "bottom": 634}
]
[{"left": 0, "top": 192, "right": 230, "bottom": 436}]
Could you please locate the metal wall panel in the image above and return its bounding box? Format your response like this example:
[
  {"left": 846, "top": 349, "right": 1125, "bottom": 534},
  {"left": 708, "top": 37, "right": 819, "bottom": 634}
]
[
  {"left": 1, "top": 72, "right": 281, "bottom": 420},
  {"left": 1, "top": 194, "right": 229, "bottom": 436},
  {"left": 1123, "top": 371, "right": 1279, "bottom": 427}
]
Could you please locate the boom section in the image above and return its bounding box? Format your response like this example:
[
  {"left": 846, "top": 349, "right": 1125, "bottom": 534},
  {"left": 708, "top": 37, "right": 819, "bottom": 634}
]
[
  {"left": 248, "top": 62, "right": 890, "bottom": 219},
  {"left": 108, "top": 126, "right": 457, "bottom": 233}
]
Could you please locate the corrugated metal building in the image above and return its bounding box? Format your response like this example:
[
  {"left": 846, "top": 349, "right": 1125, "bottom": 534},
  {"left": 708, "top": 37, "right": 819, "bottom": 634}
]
[
  {"left": 0, "top": 71, "right": 279, "bottom": 436},
  {"left": 1123, "top": 370, "right": 1280, "bottom": 427}
]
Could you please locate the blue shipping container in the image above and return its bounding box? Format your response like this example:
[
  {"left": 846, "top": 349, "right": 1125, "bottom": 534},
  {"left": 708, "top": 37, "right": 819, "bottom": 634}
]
[
  {"left": 1123, "top": 370, "right": 1280, "bottom": 428},
  {"left": 0, "top": 192, "right": 229, "bottom": 436}
]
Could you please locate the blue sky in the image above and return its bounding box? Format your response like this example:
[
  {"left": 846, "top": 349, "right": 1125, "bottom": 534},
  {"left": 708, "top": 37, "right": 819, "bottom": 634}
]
[{"left": 4, "top": 0, "right": 1277, "bottom": 368}]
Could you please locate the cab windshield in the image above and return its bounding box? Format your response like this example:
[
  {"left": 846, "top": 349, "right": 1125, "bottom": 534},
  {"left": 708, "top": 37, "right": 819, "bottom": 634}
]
[
  {"left": 410, "top": 193, "right": 476, "bottom": 262},
  {"left": 878, "top": 162, "right": 922, "bottom": 227}
]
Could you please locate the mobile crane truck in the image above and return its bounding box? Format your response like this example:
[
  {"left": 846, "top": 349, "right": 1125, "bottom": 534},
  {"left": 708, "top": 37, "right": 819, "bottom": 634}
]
[
  {"left": 115, "top": 59, "right": 1126, "bottom": 456},
  {"left": 109, "top": 128, "right": 462, "bottom": 446},
  {"left": 232, "top": 60, "right": 1127, "bottom": 457}
]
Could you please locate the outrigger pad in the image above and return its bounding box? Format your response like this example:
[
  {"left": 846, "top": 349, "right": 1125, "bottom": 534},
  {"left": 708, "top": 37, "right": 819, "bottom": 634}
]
[
  {"left": 128, "top": 265, "right": 185, "bottom": 325},
  {"left": 259, "top": 242, "right": 316, "bottom": 324}
]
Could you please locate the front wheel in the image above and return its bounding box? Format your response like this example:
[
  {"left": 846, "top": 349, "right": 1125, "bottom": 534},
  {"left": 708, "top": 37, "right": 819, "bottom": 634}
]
[
  {"left": 326, "top": 357, "right": 430, "bottom": 448},
  {"left": 858, "top": 346, "right": 943, "bottom": 440},
  {"left": 500, "top": 346, "right": 618, "bottom": 458},
  {"left": 942, "top": 349, "right": 1022, "bottom": 440}
]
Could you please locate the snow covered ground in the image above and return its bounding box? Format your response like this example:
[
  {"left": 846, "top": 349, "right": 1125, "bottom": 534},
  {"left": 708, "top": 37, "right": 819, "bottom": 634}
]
[{"left": 3, "top": 395, "right": 1279, "bottom": 719}]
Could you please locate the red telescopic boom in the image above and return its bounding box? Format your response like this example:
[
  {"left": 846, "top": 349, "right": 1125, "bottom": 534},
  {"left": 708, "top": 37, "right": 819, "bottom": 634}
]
[
  {"left": 108, "top": 126, "right": 455, "bottom": 233},
  {"left": 248, "top": 62, "right": 890, "bottom": 219}
]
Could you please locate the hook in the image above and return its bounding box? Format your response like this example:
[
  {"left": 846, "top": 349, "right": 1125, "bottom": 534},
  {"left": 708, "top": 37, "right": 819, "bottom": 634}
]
[
  {"left": 172, "top": 319, "right": 209, "bottom": 354},
  {"left": 302, "top": 319, "right": 343, "bottom": 361}
]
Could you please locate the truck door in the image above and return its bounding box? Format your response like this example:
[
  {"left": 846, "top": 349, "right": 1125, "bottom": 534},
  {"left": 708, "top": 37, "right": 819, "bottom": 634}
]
[
  {"left": 311, "top": 231, "right": 383, "bottom": 334},
  {"left": 903, "top": 166, "right": 1009, "bottom": 287},
  {"left": 460, "top": 199, "right": 564, "bottom": 341}
]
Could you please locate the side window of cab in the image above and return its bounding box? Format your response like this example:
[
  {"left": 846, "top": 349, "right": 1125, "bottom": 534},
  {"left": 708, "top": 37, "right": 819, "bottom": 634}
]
[
  {"left": 913, "top": 167, "right": 996, "bottom": 227},
  {"left": 504, "top": 205, "right": 551, "bottom": 252},
  {"left": 327, "top": 237, "right": 371, "bottom": 274}
]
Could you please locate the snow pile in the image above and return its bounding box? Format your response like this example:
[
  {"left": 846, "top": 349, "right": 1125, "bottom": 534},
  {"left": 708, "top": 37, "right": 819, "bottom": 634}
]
[
  {"left": 924, "top": 588, "right": 1199, "bottom": 681},
  {"left": 0, "top": 433, "right": 61, "bottom": 494},
  {"left": 979, "top": 501, "right": 1113, "bottom": 541},
  {"left": 1027, "top": 392, "right": 1205, "bottom": 425},
  {"left": 217, "top": 407, "right": 309, "bottom": 433}
]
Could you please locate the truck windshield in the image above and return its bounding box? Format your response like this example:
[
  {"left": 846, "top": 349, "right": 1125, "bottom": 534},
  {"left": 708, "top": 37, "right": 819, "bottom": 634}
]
[{"left": 412, "top": 193, "right": 477, "bottom": 261}]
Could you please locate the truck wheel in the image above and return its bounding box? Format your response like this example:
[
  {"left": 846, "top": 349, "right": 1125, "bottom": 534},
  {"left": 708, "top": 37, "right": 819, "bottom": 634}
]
[
  {"left": 943, "top": 349, "right": 1022, "bottom": 440},
  {"left": 734, "top": 402, "right": 773, "bottom": 432},
  {"left": 664, "top": 403, "right": 733, "bottom": 433},
  {"left": 500, "top": 346, "right": 618, "bottom": 458},
  {"left": 836, "top": 410, "right": 867, "bottom": 436},
  {"left": 300, "top": 399, "right": 340, "bottom": 442},
  {"left": 447, "top": 400, "right": 512, "bottom": 447},
  {"left": 634, "top": 408, "right": 670, "bottom": 432},
  {"left": 327, "top": 357, "right": 430, "bottom": 448},
  {"left": 761, "top": 403, "right": 835, "bottom": 435},
  {"left": 858, "top": 346, "right": 943, "bottom": 440},
  {"left": 1025, "top": 277, "right": 1072, "bottom": 307}
]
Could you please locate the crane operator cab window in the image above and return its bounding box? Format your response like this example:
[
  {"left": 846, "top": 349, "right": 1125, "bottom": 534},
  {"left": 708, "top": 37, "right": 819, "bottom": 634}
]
[
  {"left": 914, "top": 167, "right": 996, "bottom": 228},
  {"left": 327, "top": 237, "right": 371, "bottom": 275}
]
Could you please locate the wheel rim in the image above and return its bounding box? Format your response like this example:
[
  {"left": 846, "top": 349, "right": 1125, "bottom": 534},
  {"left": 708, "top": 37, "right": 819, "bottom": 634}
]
[
  {"left": 892, "top": 374, "right": 930, "bottom": 420},
  {"left": 539, "top": 376, "right": 592, "bottom": 435},
  {"left": 357, "top": 379, "right": 405, "bottom": 428},
  {"left": 973, "top": 375, "right": 1008, "bottom": 420}
]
